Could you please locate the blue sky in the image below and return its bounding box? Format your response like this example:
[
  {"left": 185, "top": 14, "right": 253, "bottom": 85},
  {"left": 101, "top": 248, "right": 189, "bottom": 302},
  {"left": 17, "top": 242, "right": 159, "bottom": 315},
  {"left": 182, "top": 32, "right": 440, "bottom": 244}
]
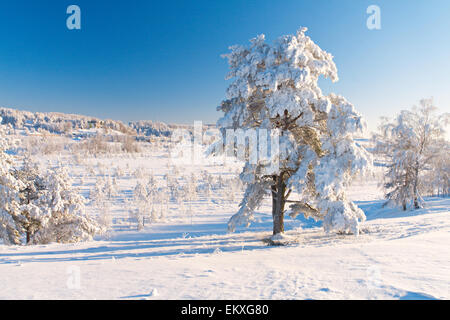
[{"left": 0, "top": 0, "right": 448, "bottom": 132}]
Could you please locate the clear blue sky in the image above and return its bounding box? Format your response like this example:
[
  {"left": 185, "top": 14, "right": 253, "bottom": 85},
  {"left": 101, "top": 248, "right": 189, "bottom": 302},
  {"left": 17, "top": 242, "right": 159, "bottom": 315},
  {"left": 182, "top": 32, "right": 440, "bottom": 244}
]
[{"left": 0, "top": 0, "right": 449, "bottom": 132}]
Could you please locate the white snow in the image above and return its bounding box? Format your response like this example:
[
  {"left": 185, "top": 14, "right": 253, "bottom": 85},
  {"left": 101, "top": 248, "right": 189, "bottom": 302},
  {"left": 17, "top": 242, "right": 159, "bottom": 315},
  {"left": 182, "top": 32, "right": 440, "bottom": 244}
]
[{"left": 0, "top": 146, "right": 448, "bottom": 300}]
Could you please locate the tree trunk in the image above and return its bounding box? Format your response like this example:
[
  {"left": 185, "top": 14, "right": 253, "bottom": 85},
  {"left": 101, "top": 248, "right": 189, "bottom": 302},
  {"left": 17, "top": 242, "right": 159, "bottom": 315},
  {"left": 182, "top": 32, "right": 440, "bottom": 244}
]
[
  {"left": 26, "top": 231, "right": 31, "bottom": 244},
  {"left": 271, "top": 174, "right": 286, "bottom": 235},
  {"left": 413, "top": 165, "right": 420, "bottom": 209},
  {"left": 413, "top": 197, "right": 419, "bottom": 209}
]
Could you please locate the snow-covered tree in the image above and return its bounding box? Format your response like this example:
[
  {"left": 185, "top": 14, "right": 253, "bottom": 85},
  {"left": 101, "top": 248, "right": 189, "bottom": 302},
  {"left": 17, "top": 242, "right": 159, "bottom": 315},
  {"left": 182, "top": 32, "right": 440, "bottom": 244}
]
[
  {"left": 12, "top": 155, "right": 47, "bottom": 244},
  {"left": 212, "top": 28, "right": 372, "bottom": 236},
  {"left": 0, "top": 122, "right": 24, "bottom": 245},
  {"left": 159, "top": 186, "right": 169, "bottom": 220},
  {"left": 33, "top": 167, "right": 104, "bottom": 243},
  {"left": 133, "top": 167, "right": 146, "bottom": 179},
  {"left": 374, "top": 99, "right": 449, "bottom": 210},
  {"left": 90, "top": 177, "right": 114, "bottom": 230},
  {"left": 114, "top": 166, "right": 124, "bottom": 178},
  {"left": 133, "top": 180, "right": 150, "bottom": 229},
  {"left": 91, "top": 177, "right": 106, "bottom": 205},
  {"left": 179, "top": 174, "right": 198, "bottom": 224},
  {"left": 104, "top": 176, "right": 118, "bottom": 200},
  {"left": 227, "top": 176, "right": 242, "bottom": 203},
  {"left": 425, "top": 143, "right": 450, "bottom": 196}
]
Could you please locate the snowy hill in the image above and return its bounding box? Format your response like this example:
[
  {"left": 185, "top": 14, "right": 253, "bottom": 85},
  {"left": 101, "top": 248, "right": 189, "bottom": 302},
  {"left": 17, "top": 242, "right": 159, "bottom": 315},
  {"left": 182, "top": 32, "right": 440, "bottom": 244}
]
[{"left": 0, "top": 106, "right": 217, "bottom": 140}]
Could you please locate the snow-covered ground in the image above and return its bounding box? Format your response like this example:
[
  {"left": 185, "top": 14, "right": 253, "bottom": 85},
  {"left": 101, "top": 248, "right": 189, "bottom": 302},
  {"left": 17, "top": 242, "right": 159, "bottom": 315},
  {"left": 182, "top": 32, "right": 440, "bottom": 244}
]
[{"left": 0, "top": 140, "right": 448, "bottom": 300}]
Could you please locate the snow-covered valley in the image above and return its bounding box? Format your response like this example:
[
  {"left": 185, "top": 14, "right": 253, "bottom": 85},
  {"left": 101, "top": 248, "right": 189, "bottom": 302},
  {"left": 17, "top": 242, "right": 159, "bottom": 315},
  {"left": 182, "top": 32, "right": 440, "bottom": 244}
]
[{"left": 1, "top": 143, "right": 448, "bottom": 300}]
